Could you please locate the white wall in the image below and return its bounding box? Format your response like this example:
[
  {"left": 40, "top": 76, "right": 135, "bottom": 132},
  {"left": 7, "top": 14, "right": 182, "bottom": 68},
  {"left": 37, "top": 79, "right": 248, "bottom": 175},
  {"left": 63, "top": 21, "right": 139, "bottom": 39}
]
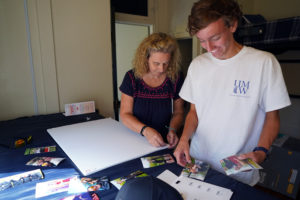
[
  {"left": 0, "top": 0, "right": 114, "bottom": 120},
  {"left": 0, "top": 0, "right": 175, "bottom": 121},
  {"left": 0, "top": 0, "right": 35, "bottom": 120},
  {"left": 50, "top": 0, "right": 113, "bottom": 118},
  {"left": 27, "top": 0, "right": 60, "bottom": 115}
]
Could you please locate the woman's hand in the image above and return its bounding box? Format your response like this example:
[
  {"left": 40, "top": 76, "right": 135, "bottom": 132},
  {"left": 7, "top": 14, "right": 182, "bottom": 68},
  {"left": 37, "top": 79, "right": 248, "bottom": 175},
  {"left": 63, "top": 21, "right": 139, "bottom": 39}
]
[
  {"left": 143, "top": 127, "right": 166, "bottom": 147},
  {"left": 167, "top": 130, "right": 179, "bottom": 148}
]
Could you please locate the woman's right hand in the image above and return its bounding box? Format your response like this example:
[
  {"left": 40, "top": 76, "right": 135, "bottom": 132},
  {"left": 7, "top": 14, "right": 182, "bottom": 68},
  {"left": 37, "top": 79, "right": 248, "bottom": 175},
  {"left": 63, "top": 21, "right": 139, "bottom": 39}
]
[{"left": 143, "top": 127, "right": 166, "bottom": 147}]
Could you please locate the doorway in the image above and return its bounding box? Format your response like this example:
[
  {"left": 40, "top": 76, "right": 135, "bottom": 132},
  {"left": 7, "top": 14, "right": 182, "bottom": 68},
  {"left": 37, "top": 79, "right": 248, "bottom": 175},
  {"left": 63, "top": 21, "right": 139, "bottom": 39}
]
[{"left": 114, "top": 23, "right": 151, "bottom": 119}]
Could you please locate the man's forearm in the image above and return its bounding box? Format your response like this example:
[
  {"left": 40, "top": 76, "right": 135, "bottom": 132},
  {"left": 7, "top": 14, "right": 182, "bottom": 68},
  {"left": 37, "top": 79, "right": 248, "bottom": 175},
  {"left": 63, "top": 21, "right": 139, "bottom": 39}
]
[
  {"left": 257, "top": 110, "right": 280, "bottom": 149},
  {"left": 180, "top": 104, "right": 198, "bottom": 142}
]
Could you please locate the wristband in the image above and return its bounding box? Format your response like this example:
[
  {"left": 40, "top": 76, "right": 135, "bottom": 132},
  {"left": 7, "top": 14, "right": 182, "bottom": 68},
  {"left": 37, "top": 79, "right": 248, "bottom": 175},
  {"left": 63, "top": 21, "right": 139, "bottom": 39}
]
[
  {"left": 165, "top": 126, "right": 177, "bottom": 133},
  {"left": 140, "top": 125, "right": 148, "bottom": 136},
  {"left": 253, "top": 146, "right": 268, "bottom": 155}
]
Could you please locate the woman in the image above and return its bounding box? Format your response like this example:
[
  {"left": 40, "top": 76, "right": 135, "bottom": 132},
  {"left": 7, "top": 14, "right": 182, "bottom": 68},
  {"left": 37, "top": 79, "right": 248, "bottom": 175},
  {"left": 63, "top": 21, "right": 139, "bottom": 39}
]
[{"left": 119, "top": 32, "right": 184, "bottom": 148}]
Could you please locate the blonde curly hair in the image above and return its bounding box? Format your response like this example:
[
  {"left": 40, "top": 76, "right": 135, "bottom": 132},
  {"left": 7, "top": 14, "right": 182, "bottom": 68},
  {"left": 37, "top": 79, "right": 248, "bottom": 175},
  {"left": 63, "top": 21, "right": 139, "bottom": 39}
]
[{"left": 133, "top": 32, "right": 181, "bottom": 82}]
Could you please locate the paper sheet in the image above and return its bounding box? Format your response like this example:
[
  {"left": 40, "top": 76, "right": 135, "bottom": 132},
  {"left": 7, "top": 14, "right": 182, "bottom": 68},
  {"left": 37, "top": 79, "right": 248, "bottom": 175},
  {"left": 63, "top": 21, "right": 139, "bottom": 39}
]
[{"left": 157, "top": 170, "right": 233, "bottom": 200}]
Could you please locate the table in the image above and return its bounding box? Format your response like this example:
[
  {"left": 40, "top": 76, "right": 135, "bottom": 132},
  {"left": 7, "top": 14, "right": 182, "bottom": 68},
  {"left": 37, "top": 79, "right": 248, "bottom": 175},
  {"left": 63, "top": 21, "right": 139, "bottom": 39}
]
[{"left": 0, "top": 113, "right": 280, "bottom": 200}]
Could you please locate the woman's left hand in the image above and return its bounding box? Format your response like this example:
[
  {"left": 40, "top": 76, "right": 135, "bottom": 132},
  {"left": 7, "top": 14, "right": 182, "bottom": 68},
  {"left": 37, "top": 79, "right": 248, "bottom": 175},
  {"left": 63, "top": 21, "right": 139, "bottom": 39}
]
[{"left": 167, "top": 130, "right": 179, "bottom": 148}]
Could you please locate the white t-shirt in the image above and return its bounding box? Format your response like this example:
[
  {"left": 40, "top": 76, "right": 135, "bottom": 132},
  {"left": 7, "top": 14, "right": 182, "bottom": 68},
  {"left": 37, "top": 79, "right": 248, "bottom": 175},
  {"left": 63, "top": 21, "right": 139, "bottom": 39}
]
[{"left": 180, "top": 46, "right": 291, "bottom": 185}]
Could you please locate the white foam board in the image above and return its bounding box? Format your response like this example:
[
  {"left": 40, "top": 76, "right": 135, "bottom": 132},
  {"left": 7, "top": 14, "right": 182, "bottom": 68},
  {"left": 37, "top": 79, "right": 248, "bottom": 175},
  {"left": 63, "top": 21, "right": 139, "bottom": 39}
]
[{"left": 47, "top": 118, "right": 166, "bottom": 176}]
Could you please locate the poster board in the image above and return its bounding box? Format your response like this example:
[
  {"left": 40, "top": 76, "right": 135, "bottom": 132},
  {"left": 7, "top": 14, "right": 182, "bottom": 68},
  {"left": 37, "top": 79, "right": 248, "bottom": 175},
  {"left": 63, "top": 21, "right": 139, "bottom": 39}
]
[{"left": 48, "top": 118, "right": 166, "bottom": 176}]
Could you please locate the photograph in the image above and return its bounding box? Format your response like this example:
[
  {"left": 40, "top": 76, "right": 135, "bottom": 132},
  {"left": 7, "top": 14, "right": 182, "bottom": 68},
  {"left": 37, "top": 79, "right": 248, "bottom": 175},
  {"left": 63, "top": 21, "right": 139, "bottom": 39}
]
[
  {"left": 80, "top": 176, "right": 110, "bottom": 191},
  {"left": 141, "top": 154, "right": 175, "bottom": 168},
  {"left": 220, "top": 155, "right": 262, "bottom": 176},
  {"left": 26, "top": 157, "right": 65, "bottom": 167},
  {"left": 181, "top": 159, "right": 210, "bottom": 181},
  {"left": 111, "top": 170, "right": 148, "bottom": 190}
]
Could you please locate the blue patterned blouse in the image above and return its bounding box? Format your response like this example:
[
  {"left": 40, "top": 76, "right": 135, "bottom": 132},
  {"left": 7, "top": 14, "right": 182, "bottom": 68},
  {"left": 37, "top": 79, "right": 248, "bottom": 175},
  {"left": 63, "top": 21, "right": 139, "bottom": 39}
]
[{"left": 119, "top": 70, "right": 184, "bottom": 141}]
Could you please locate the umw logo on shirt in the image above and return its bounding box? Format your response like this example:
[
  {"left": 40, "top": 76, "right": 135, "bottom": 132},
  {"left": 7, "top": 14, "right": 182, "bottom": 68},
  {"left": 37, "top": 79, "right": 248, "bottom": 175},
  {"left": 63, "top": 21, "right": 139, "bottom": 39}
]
[{"left": 233, "top": 80, "right": 250, "bottom": 95}]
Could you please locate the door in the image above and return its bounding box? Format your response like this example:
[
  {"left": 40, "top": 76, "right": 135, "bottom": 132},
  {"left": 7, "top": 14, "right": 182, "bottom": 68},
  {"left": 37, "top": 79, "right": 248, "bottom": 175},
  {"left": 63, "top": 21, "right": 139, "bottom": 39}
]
[
  {"left": 115, "top": 23, "right": 150, "bottom": 100},
  {"left": 114, "top": 23, "right": 150, "bottom": 119}
]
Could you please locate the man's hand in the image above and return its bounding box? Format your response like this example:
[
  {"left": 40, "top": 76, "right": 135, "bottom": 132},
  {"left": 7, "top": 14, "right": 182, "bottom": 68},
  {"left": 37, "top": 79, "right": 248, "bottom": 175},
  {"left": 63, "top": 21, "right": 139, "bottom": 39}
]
[
  {"left": 173, "top": 139, "right": 191, "bottom": 167},
  {"left": 238, "top": 151, "right": 266, "bottom": 164}
]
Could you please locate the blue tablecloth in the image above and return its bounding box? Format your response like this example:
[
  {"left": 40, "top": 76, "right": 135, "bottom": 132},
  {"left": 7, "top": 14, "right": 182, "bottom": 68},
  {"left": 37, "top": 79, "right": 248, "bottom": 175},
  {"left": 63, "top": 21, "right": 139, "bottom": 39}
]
[{"left": 0, "top": 113, "right": 279, "bottom": 200}]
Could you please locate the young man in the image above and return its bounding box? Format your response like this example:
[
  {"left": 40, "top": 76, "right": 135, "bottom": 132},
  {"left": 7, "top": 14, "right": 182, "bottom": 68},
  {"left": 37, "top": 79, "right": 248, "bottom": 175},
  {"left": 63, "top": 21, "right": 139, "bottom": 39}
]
[{"left": 174, "top": 0, "right": 291, "bottom": 186}]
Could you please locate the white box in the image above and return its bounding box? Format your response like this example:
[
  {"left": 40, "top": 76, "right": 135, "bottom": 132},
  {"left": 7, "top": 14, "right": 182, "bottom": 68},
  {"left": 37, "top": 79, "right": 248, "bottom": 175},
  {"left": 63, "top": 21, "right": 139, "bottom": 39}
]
[{"left": 64, "top": 101, "right": 95, "bottom": 116}]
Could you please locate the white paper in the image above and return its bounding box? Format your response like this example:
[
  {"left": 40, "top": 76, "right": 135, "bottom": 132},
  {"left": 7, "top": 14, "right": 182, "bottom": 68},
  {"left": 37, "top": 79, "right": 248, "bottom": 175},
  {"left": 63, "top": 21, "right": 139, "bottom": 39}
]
[
  {"left": 67, "top": 176, "right": 87, "bottom": 194},
  {"left": 48, "top": 118, "right": 166, "bottom": 176},
  {"left": 157, "top": 170, "right": 233, "bottom": 200},
  {"left": 35, "top": 177, "right": 75, "bottom": 198},
  {"left": 157, "top": 169, "right": 178, "bottom": 184}
]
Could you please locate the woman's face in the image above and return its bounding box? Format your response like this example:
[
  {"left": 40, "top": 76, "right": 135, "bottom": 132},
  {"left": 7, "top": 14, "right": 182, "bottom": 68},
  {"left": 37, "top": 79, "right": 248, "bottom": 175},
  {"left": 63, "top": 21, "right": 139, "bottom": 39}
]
[{"left": 147, "top": 52, "right": 170, "bottom": 77}]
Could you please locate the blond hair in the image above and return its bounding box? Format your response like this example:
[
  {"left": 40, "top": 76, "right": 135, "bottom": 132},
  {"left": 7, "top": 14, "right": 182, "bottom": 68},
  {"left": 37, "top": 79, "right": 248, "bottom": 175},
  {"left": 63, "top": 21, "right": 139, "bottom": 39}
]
[{"left": 133, "top": 32, "right": 181, "bottom": 82}]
